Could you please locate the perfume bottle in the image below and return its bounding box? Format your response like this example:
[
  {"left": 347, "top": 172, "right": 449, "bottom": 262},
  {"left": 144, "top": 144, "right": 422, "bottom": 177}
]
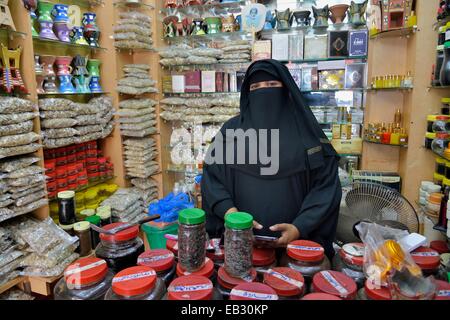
[
  {"left": 390, "top": 126, "right": 400, "bottom": 145},
  {"left": 403, "top": 71, "right": 414, "bottom": 88},
  {"left": 399, "top": 129, "right": 408, "bottom": 146},
  {"left": 394, "top": 109, "right": 402, "bottom": 127}
]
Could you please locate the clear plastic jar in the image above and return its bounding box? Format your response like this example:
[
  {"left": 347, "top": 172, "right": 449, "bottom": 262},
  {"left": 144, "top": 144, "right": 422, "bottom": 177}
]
[
  {"left": 95, "top": 222, "right": 145, "bottom": 273},
  {"left": 263, "top": 267, "right": 305, "bottom": 300},
  {"left": 216, "top": 266, "right": 257, "bottom": 299},
  {"left": 356, "top": 280, "right": 392, "bottom": 300},
  {"left": 54, "top": 257, "right": 114, "bottom": 300},
  {"left": 431, "top": 132, "right": 450, "bottom": 156},
  {"left": 224, "top": 212, "right": 254, "bottom": 278},
  {"left": 432, "top": 115, "right": 450, "bottom": 132},
  {"left": 178, "top": 208, "right": 206, "bottom": 273},
  {"left": 105, "top": 266, "right": 166, "bottom": 300},
  {"left": 311, "top": 270, "right": 358, "bottom": 300},
  {"left": 138, "top": 249, "right": 176, "bottom": 286},
  {"left": 411, "top": 246, "right": 441, "bottom": 276},
  {"left": 229, "top": 282, "right": 278, "bottom": 300},
  {"left": 73, "top": 221, "right": 92, "bottom": 257},
  {"left": 281, "top": 240, "right": 330, "bottom": 286},
  {"left": 253, "top": 247, "right": 277, "bottom": 280},
  {"left": 166, "top": 275, "right": 222, "bottom": 300},
  {"left": 332, "top": 243, "right": 366, "bottom": 288}
]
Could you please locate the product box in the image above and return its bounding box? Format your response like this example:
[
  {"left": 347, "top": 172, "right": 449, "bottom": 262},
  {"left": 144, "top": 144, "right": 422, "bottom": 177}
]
[
  {"left": 317, "top": 60, "right": 346, "bottom": 71},
  {"left": 162, "top": 75, "right": 172, "bottom": 93},
  {"left": 171, "top": 74, "right": 185, "bottom": 93},
  {"left": 311, "top": 66, "right": 319, "bottom": 90},
  {"left": 201, "top": 70, "right": 216, "bottom": 93},
  {"left": 223, "top": 73, "right": 229, "bottom": 92},
  {"left": 288, "top": 32, "right": 304, "bottom": 61},
  {"left": 287, "top": 64, "right": 302, "bottom": 88},
  {"left": 319, "top": 69, "right": 345, "bottom": 90},
  {"left": 304, "top": 34, "right": 328, "bottom": 60},
  {"left": 349, "top": 29, "right": 368, "bottom": 57},
  {"left": 331, "top": 137, "right": 362, "bottom": 155},
  {"left": 345, "top": 62, "right": 366, "bottom": 89},
  {"left": 301, "top": 66, "right": 313, "bottom": 91},
  {"left": 229, "top": 72, "right": 237, "bottom": 92},
  {"left": 184, "top": 70, "right": 201, "bottom": 93},
  {"left": 215, "top": 72, "right": 224, "bottom": 92},
  {"left": 236, "top": 71, "right": 246, "bottom": 91},
  {"left": 272, "top": 34, "right": 289, "bottom": 61},
  {"left": 328, "top": 31, "right": 349, "bottom": 57},
  {"left": 253, "top": 40, "right": 272, "bottom": 61}
]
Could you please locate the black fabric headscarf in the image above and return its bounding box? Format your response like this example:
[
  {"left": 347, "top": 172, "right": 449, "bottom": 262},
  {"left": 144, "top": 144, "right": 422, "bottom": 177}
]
[{"left": 207, "top": 59, "right": 338, "bottom": 179}]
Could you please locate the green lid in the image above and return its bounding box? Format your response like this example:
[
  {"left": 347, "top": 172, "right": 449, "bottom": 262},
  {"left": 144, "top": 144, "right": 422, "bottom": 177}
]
[
  {"left": 444, "top": 41, "right": 450, "bottom": 49},
  {"left": 178, "top": 208, "right": 205, "bottom": 225},
  {"left": 225, "top": 212, "right": 253, "bottom": 230},
  {"left": 85, "top": 215, "right": 101, "bottom": 225}
]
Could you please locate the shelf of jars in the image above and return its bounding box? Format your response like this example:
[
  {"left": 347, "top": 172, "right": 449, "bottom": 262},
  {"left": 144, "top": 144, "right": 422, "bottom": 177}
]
[
  {"left": 370, "top": 26, "right": 418, "bottom": 39},
  {"left": 366, "top": 87, "right": 413, "bottom": 92},
  {"left": 47, "top": 176, "right": 116, "bottom": 201},
  {"left": 113, "top": 1, "right": 155, "bottom": 9},
  {"left": 363, "top": 138, "right": 408, "bottom": 148},
  {"left": 160, "top": 0, "right": 246, "bottom": 15},
  {"left": 32, "top": 36, "right": 107, "bottom": 52},
  {"left": 434, "top": 16, "right": 450, "bottom": 30}
]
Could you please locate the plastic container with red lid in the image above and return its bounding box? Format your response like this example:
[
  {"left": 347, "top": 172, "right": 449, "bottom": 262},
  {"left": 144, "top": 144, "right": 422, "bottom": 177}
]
[
  {"left": 332, "top": 243, "right": 366, "bottom": 288},
  {"left": 216, "top": 266, "right": 257, "bottom": 299},
  {"left": 229, "top": 282, "right": 278, "bottom": 300},
  {"left": 411, "top": 246, "right": 441, "bottom": 275},
  {"left": 105, "top": 266, "right": 166, "bottom": 300},
  {"left": 166, "top": 275, "right": 221, "bottom": 300},
  {"left": 301, "top": 293, "right": 342, "bottom": 300},
  {"left": 434, "top": 279, "right": 450, "bottom": 300},
  {"left": 263, "top": 267, "right": 305, "bottom": 299},
  {"left": 430, "top": 240, "right": 450, "bottom": 254},
  {"left": 176, "top": 257, "right": 215, "bottom": 281},
  {"left": 357, "top": 279, "right": 392, "bottom": 300},
  {"left": 253, "top": 247, "right": 277, "bottom": 279},
  {"left": 311, "top": 270, "right": 358, "bottom": 300},
  {"left": 281, "top": 240, "right": 330, "bottom": 284},
  {"left": 166, "top": 238, "right": 178, "bottom": 257},
  {"left": 95, "top": 222, "right": 145, "bottom": 273},
  {"left": 138, "top": 249, "right": 176, "bottom": 285},
  {"left": 206, "top": 239, "right": 225, "bottom": 268},
  {"left": 54, "top": 257, "right": 114, "bottom": 300}
]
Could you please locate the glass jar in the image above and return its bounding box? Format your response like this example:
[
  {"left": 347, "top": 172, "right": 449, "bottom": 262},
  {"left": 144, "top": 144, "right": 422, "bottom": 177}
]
[
  {"left": 427, "top": 115, "right": 438, "bottom": 133},
  {"left": 206, "top": 238, "right": 224, "bottom": 269},
  {"left": 253, "top": 247, "right": 277, "bottom": 280},
  {"left": 281, "top": 240, "right": 330, "bottom": 286},
  {"left": 440, "top": 41, "right": 450, "bottom": 86},
  {"left": 356, "top": 279, "right": 392, "bottom": 300},
  {"left": 138, "top": 249, "right": 176, "bottom": 286},
  {"left": 216, "top": 266, "right": 257, "bottom": 299},
  {"left": 176, "top": 257, "right": 216, "bottom": 282},
  {"left": 263, "top": 267, "right": 305, "bottom": 300},
  {"left": 54, "top": 257, "right": 114, "bottom": 300},
  {"left": 435, "top": 47, "right": 445, "bottom": 86},
  {"left": 435, "top": 279, "right": 450, "bottom": 300},
  {"left": 58, "top": 190, "right": 76, "bottom": 225},
  {"left": 332, "top": 243, "right": 366, "bottom": 288},
  {"left": 229, "top": 282, "right": 278, "bottom": 300},
  {"left": 166, "top": 275, "right": 221, "bottom": 300},
  {"left": 59, "top": 223, "right": 74, "bottom": 237},
  {"left": 436, "top": 157, "right": 447, "bottom": 177},
  {"left": 425, "top": 132, "right": 436, "bottom": 150},
  {"left": 178, "top": 208, "right": 207, "bottom": 273},
  {"left": 224, "top": 212, "right": 254, "bottom": 278},
  {"left": 95, "top": 222, "right": 145, "bottom": 273},
  {"left": 73, "top": 221, "right": 92, "bottom": 257},
  {"left": 105, "top": 266, "right": 165, "bottom": 300},
  {"left": 431, "top": 132, "right": 450, "bottom": 156},
  {"left": 411, "top": 246, "right": 441, "bottom": 276},
  {"left": 432, "top": 115, "right": 450, "bottom": 132},
  {"left": 85, "top": 215, "right": 101, "bottom": 249},
  {"left": 301, "top": 292, "right": 342, "bottom": 300},
  {"left": 97, "top": 206, "right": 112, "bottom": 226},
  {"left": 311, "top": 270, "right": 357, "bottom": 300}
]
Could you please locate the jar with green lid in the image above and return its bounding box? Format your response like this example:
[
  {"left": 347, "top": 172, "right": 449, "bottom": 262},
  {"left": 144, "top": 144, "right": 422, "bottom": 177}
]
[
  {"left": 434, "top": 172, "right": 444, "bottom": 186},
  {"left": 74, "top": 221, "right": 92, "bottom": 257},
  {"left": 224, "top": 212, "right": 254, "bottom": 278},
  {"left": 425, "top": 132, "right": 436, "bottom": 149},
  {"left": 442, "top": 98, "right": 450, "bottom": 115},
  {"left": 436, "top": 157, "right": 447, "bottom": 176},
  {"left": 85, "top": 215, "right": 101, "bottom": 248},
  {"left": 178, "top": 208, "right": 207, "bottom": 273}
]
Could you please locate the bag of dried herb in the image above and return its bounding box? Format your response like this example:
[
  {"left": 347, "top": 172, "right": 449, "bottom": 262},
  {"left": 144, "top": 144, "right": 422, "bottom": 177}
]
[{"left": 178, "top": 208, "right": 206, "bottom": 273}]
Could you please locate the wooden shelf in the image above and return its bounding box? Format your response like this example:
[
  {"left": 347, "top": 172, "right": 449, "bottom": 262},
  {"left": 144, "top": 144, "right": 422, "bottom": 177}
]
[
  {"left": 0, "top": 277, "right": 25, "bottom": 295},
  {"left": 32, "top": 36, "right": 107, "bottom": 52},
  {"left": 363, "top": 139, "right": 408, "bottom": 148},
  {"left": 114, "top": 1, "right": 154, "bottom": 9},
  {"left": 370, "top": 26, "right": 418, "bottom": 39}
]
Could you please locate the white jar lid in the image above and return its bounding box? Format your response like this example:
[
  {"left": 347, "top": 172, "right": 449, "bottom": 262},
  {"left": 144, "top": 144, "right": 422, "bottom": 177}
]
[
  {"left": 427, "top": 185, "right": 442, "bottom": 193},
  {"left": 421, "top": 181, "right": 434, "bottom": 188}
]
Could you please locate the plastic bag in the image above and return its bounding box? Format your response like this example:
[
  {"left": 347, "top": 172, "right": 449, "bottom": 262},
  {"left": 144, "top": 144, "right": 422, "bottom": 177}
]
[
  {"left": 149, "top": 192, "right": 194, "bottom": 223},
  {"left": 119, "top": 11, "right": 151, "bottom": 23},
  {"left": 0, "top": 132, "right": 40, "bottom": 148},
  {"left": 0, "top": 143, "right": 41, "bottom": 160},
  {"left": 75, "top": 125, "right": 103, "bottom": 135},
  {"left": 117, "top": 85, "right": 158, "bottom": 95},
  {"left": 39, "top": 98, "right": 74, "bottom": 111},
  {"left": 113, "top": 24, "right": 152, "bottom": 36},
  {"left": 117, "top": 78, "right": 156, "bottom": 88},
  {"left": 119, "top": 98, "right": 157, "bottom": 109},
  {"left": 43, "top": 137, "right": 76, "bottom": 149},
  {"left": 7, "top": 166, "right": 43, "bottom": 179},
  {"left": 20, "top": 253, "right": 78, "bottom": 277},
  {"left": 131, "top": 178, "right": 158, "bottom": 190},
  {"left": 40, "top": 110, "right": 78, "bottom": 119},
  {"left": 186, "top": 56, "right": 217, "bottom": 65},
  {"left": 11, "top": 184, "right": 45, "bottom": 200},
  {"left": 115, "top": 40, "right": 153, "bottom": 50},
  {"left": 0, "top": 97, "right": 36, "bottom": 114},
  {"left": 0, "top": 156, "right": 40, "bottom": 172},
  {"left": 123, "top": 137, "right": 156, "bottom": 148},
  {"left": 125, "top": 65, "right": 151, "bottom": 71},
  {"left": 0, "top": 112, "right": 38, "bottom": 125},
  {"left": 41, "top": 118, "right": 77, "bottom": 129},
  {"left": 42, "top": 127, "right": 78, "bottom": 139},
  {"left": 14, "top": 190, "right": 47, "bottom": 207},
  {"left": 122, "top": 67, "right": 149, "bottom": 75},
  {"left": 0, "top": 121, "right": 34, "bottom": 137},
  {"left": 117, "top": 107, "right": 155, "bottom": 118},
  {"left": 7, "top": 173, "right": 46, "bottom": 187}
]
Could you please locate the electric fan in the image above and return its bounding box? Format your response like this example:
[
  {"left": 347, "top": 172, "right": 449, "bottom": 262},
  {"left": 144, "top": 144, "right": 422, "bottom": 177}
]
[{"left": 336, "top": 181, "right": 419, "bottom": 244}]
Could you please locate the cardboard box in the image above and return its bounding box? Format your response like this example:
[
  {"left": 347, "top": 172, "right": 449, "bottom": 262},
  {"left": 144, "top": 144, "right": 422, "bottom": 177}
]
[
  {"left": 331, "top": 138, "right": 362, "bottom": 155},
  {"left": 272, "top": 34, "right": 289, "bottom": 61},
  {"left": 201, "top": 70, "right": 216, "bottom": 93},
  {"left": 288, "top": 33, "right": 304, "bottom": 60},
  {"left": 349, "top": 30, "right": 368, "bottom": 57},
  {"left": 172, "top": 75, "right": 185, "bottom": 93},
  {"left": 304, "top": 34, "right": 328, "bottom": 60},
  {"left": 328, "top": 31, "right": 349, "bottom": 57},
  {"left": 253, "top": 40, "right": 272, "bottom": 61},
  {"left": 184, "top": 71, "right": 201, "bottom": 93}
]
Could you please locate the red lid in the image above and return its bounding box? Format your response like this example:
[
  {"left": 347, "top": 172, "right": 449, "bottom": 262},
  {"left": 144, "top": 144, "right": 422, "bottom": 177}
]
[
  {"left": 99, "top": 222, "right": 139, "bottom": 243},
  {"left": 301, "top": 293, "right": 342, "bottom": 300},
  {"left": 56, "top": 167, "right": 67, "bottom": 175},
  {"left": 252, "top": 247, "right": 276, "bottom": 266},
  {"left": 98, "top": 157, "right": 107, "bottom": 164},
  {"left": 339, "top": 243, "right": 365, "bottom": 267},
  {"left": 112, "top": 266, "right": 157, "bottom": 297},
  {"left": 230, "top": 282, "right": 278, "bottom": 300},
  {"left": 436, "top": 115, "right": 450, "bottom": 120},
  {"left": 166, "top": 239, "right": 178, "bottom": 255},
  {"left": 312, "top": 270, "right": 357, "bottom": 300},
  {"left": 176, "top": 257, "right": 214, "bottom": 278},
  {"left": 137, "top": 249, "right": 175, "bottom": 272},
  {"left": 287, "top": 240, "right": 325, "bottom": 262},
  {"left": 168, "top": 275, "right": 213, "bottom": 300},
  {"left": 64, "top": 257, "right": 107, "bottom": 287},
  {"left": 44, "top": 161, "right": 56, "bottom": 170},
  {"left": 411, "top": 247, "right": 441, "bottom": 270},
  {"left": 263, "top": 267, "right": 305, "bottom": 297},
  {"left": 435, "top": 280, "right": 450, "bottom": 300},
  {"left": 217, "top": 266, "right": 257, "bottom": 290},
  {"left": 430, "top": 240, "right": 450, "bottom": 254},
  {"left": 364, "top": 279, "right": 392, "bottom": 300}
]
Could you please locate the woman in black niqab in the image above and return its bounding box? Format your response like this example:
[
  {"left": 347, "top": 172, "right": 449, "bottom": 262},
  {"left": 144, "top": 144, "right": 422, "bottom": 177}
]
[{"left": 201, "top": 59, "right": 342, "bottom": 258}]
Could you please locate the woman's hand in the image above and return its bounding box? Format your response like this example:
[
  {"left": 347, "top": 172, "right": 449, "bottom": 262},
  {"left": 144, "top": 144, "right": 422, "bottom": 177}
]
[
  {"left": 225, "top": 207, "right": 263, "bottom": 230},
  {"left": 269, "top": 224, "right": 300, "bottom": 247}
]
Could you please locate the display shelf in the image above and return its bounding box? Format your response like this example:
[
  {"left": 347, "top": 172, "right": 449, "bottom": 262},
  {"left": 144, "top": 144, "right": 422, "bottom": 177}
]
[
  {"left": 366, "top": 87, "right": 413, "bottom": 92},
  {"left": 0, "top": 201, "right": 49, "bottom": 224},
  {"left": 428, "top": 85, "right": 450, "bottom": 90},
  {"left": 370, "top": 26, "right": 418, "bottom": 39},
  {"left": 164, "top": 31, "right": 253, "bottom": 43},
  {"left": 0, "top": 277, "right": 25, "bottom": 295},
  {"left": 37, "top": 92, "right": 109, "bottom": 97},
  {"left": 57, "top": 0, "right": 104, "bottom": 8},
  {"left": 48, "top": 176, "right": 116, "bottom": 201},
  {"left": 115, "top": 47, "right": 156, "bottom": 54},
  {"left": 430, "top": 148, "right": 450, "bottom": 161},
  {"left": 114, "top": 1, "right": 154, "bottom": 9},
  {"left": 0, "top": 92, "right": 30, "bottom": 97},
  {"left": 160, "top": 0, "right": 246, "bottom": 15},
  {"left": 259, "top": 23, "right": 367, "bottom": 37},
  {"left": 280, "top": 56, "right": 367, "bottom": 64},
  {"left": 301, "top": 88, "right": 365, "bottom": 94},
  {"left": 163, "top": 91, "right": 240, "bottom": 96},
  {"left": 363, "top": 139, "right": 408, "bottom": 148},
  {"left": 161, "top": 61, "right": 251, "bottom": 70},
  {"left": 32, "top": 36, "right": 107, "bottom": 52},
  {"left": 0, "top": 27, "right": 27, "bottom": 40}
]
